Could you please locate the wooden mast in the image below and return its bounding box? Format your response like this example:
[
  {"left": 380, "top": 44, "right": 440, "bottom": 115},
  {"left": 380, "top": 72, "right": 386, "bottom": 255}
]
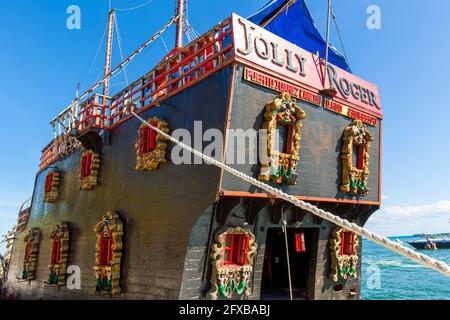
[
  {"left": 103, "top": 9, "right": 115, "bottom": 97},
  {"left": 175, "top": 0, "right": 185, "bottom": 48}
]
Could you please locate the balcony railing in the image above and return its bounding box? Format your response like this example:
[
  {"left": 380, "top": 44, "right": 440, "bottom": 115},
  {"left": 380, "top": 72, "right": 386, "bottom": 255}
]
[{"left": 39, "top": 17, "right": 234, "bottom": 171}]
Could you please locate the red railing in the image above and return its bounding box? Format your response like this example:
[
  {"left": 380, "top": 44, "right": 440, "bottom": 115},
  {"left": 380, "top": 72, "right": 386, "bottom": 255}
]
[{"left": 39, "top": 17, "right": 234, "bottom": 170}]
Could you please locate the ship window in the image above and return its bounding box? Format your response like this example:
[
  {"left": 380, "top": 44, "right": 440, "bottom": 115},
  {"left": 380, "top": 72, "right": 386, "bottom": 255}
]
[
  {"left": 340, "top": 232, "right": 355, "bottom": 256},
  {"left": 99, "top": 236, "right": 113, "bottom": 266},
  {"left": 44, "top": 172, "right": 54, "bottom": 193},
  {"left": 223, "top": 234, "right": 249, "bottom": 266},
  {"left": 139, "top": 123, "right": 157, "bottom": 155},
  {"left": 80, "top": 152, "right": 93, "bottom": 177},
  {"left": 51, "top": 238, "right": 61, "bottom": 265}
]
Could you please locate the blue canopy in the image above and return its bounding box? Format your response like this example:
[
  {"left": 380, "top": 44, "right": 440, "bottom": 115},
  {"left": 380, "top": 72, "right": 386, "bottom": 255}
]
[{"left": 248, "top": 0, "right": 351, "bottom": 72}]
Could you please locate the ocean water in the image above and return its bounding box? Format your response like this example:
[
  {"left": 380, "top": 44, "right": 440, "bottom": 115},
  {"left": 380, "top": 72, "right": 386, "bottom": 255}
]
[{"left": 361, "top": 236, "right": 450, "bottom": 300}]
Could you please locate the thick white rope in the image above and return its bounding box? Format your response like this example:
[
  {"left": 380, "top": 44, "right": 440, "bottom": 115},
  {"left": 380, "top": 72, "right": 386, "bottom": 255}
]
[{"left": 131, "top": 111, "right": 450, "bottom": 278}]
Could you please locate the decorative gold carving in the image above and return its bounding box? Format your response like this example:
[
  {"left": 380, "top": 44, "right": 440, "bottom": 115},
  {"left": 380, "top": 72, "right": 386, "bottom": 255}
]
[
  {"left": 207, "top": 227, "right": 257, "bottom": 300},
  {"left": 93, "top": 211, "right": 123, "bottom": 296},
  {"left": 135, "top": 117, "right": 169, "bottom": 171},
  {"left": 258, "top": 92, "right": 306, "bottom": 185},
  {"left": 44, "top": 171, "right": 61, "bottom": 202},
  {"left": 17, "top": 228, "right": 40, "bottom": 281},
  {"left": 79, "top": 150, "right": 100, "bottom": 190},
  {"left": 45, "top": 222, "right": 70, "bottom": 287},
  {"left": 329, "top": 227, "right": 359, "bottom": 282},
  {"left": 340, "top": 120, "right": 373, "bottom": 196}
]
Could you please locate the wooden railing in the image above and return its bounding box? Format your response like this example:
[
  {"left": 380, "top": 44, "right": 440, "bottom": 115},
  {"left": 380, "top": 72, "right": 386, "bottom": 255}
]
[{"left": 39, "top": 17, "right": 234, "bottom": 171}]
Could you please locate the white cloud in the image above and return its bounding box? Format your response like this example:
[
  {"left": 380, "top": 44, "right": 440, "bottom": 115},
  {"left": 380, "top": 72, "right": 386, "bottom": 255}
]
[
  {"left": 366, "top": 200, "right": 450, "bottom": 236},
  {"left": 381, "top": 194, "right": 390, "bottom": 200},
  {"left": 381, "top": 200, "right": 450, "bottom": 218}
]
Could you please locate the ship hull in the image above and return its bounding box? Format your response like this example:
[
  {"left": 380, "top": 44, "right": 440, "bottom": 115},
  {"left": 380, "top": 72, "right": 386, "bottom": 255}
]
[{"left": 4, "top": 60, "right": 382, "bottom": 299}]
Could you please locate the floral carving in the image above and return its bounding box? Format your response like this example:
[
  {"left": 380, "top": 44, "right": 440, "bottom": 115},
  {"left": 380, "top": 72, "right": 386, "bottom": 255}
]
[
  {"left": 135, "top": 117, "right": 169, "bottom": 171},
  {"left": 44, "top": 171, "right": 60, "bottom": 202},
  {"left": 258, "top": 92, "right": 306, "bottom": 185},
  {"left": 340, "top": 120, "right": 373, "bottom": 196},
  {"left": 45, "top": 222, "right": 70, "bottom": 287},
  {"left": 17, "top": 228, "right": 40, "bottom": 281},
  {"left": 79, "top": 149, "right": 100, "bottom": 191},
  {"left": 207, "top": 227, "right": 257, "bottom": 300},
  {"left": 329, "top": 227, "right": 359, "bottom": 282},
  {"left": 94, "top": 211, "right": 123, "bottom": 296}
]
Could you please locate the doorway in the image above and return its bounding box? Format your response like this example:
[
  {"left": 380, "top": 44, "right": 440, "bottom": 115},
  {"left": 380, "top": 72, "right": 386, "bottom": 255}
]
[{"left": 261, "top": 228, "right": 318, "bottom": 300}]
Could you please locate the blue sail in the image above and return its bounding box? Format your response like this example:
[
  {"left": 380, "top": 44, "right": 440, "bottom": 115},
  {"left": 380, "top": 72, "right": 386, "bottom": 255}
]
[{"left": 248, "top": 0, "right": 351, "bottom": 72}]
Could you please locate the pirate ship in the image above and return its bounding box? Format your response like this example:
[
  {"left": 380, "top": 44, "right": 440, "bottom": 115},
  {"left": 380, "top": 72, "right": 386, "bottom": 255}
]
[{"left": 2, "top": 0, "right": 382, "bottom": 300}]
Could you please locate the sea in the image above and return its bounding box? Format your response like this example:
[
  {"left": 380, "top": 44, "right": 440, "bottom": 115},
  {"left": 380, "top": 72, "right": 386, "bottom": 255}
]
[{"left": 361, "top": 236, "right": 450, "bottom": 300}]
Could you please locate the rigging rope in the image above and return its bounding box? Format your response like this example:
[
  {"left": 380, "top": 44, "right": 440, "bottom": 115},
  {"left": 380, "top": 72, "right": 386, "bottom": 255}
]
[
  {"left": 114, "top": 13, "right": 130, "bottom": 86},
  {"left": 80, "top": 24, "right": 108, "bottom": 91},
  {"left": 115, "top": 0, "right": 158, "bottom": 12},
  {"left": 52, "top": 15, "right": 178, "bottom": 125},
  {"left": 331, "top": 7, "right": 351, "bottom": 71},
  {"left": 281, "top": 209, "right": 293, "bottom": 300},
  {"left": 130, "top": 110, "right": 450, "bottom": 279}
]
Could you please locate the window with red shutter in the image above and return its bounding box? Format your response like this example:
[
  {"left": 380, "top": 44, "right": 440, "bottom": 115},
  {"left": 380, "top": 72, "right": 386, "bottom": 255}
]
[
  {"left": 223, "top": 234, "right": 249, "bottom": 266},
  {"left": 51, "top": 238, "right": 61, "bottom": 265},
  {"left": 341, "top": 232, "right": 355, "bottom": 256},
  {"left": 99, "top": 236, "right": 113, "bottom": 266},
  {"left": 44, "top": 173, "right": 54, "bottom": 193}
]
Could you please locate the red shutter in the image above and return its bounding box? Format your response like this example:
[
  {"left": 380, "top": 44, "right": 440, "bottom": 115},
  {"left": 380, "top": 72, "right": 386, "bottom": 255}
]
[
  {"left": 51, "top": 238, "right": 61, "bottom": 265},
  {"left": 44, "top": 173, "right": 54, "bottom": 193},
  {"left": 99, "top": 237, "right": 112, "bottom": 266},
  {"left": 223, "top": 234, "right": 234, "bottom": 265},
  {"left": 295, "top": 232, "right": 306, "bottom": 253},
  {"left": 232, "top": 234, "right": 249, "bottom": 266},
  {"left": 24, "top": 242, "right": 32, "bottom": 262},
  {"left": 357, "top": 145, "right": 365, "bottom": 170},
  {"left": 81, "top": 153, "right": 93, "bottom": 177},
  {"left": 139, "top": 127, "right": 149, "bottom": 155},
  {"left": 341, "top": 232, "right": 355, "bottom": 256},
  {"left": 148, "top": 121, "right": 158, "bottom": 151}
]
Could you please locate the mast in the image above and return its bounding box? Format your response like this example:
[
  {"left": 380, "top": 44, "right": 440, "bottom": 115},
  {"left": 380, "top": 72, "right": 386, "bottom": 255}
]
[
  {"left": 103, "top": 9, "right": 115, "bottom": 97},
  {"left": 175, "top": 0, "right": 185, "bottom": 48}
]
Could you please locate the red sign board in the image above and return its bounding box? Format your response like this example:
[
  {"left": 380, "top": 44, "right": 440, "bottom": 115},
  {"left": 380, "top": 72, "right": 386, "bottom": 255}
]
[{"left": 232, "top": 14, "right": 383, "bottom": 118}]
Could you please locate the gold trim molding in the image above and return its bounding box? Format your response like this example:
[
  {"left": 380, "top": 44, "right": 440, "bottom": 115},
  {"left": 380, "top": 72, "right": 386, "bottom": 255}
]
[
  {"left": 94, "top": 211, "right": 123, "bottom": 296},
  {"left": 79, "top": 149, "right": 100, "bottom": 190},
  {"left": 44, "top": 171, "right": 61, "bottom": 202},
  {"left": 329, "top": 227, "right": 359, "bottom": 282},
  {"left": 258, "top": 92, "right": 306, "bottom": 185},
  {"left": 17, "top": 228, "right": 40, "bottom": 281},
  {"left": 135, "top": 117, "right": 169, "bottom": 171},
  {"left": 207, "top": 227, "right": 257, "bottom": 300},
  {"left": 340, "top": 120, "right": 373, "bottom": 196},
  {"left": 45, "top": 222, "right": 70, "bottom": 287}
]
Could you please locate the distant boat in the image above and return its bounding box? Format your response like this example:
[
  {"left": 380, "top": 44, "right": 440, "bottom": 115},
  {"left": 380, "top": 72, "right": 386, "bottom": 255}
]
[{"left": 408, "top": 237, "right": 450, "bottom": 250}]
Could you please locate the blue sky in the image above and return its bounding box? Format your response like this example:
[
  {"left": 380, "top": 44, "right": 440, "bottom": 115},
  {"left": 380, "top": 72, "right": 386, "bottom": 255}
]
[{"left": 1, "top": 0, "right": 450, "bottom": 253}]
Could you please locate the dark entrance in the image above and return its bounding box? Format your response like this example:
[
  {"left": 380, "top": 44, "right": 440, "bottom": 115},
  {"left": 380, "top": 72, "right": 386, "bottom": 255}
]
[{"left": 261, "top": 228, "right": 318, "bottom": 300}]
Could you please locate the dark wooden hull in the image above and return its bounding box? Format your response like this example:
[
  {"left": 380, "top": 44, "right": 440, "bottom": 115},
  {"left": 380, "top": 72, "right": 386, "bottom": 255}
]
[{"left": 5, "top": 63, "right": 381, "bottom": 300}]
